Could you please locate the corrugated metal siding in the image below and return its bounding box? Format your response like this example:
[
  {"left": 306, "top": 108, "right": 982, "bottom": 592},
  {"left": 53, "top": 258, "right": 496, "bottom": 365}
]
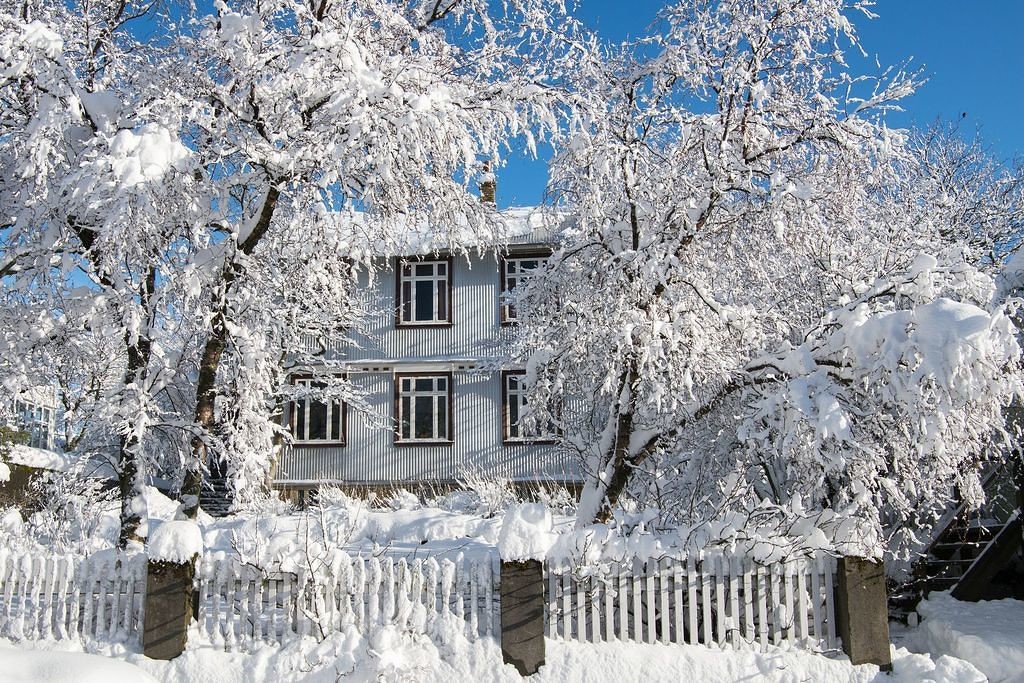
[
  {"left": 276, "top": 372, "right": 579, "bottom": 484},
  {"left": 333, "top": 253, "right": 507, "bottom": 362}
]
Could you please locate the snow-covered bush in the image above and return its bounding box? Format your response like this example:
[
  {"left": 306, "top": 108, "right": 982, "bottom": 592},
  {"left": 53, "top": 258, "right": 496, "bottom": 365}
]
[
  {"left": 18, "top": 470, "right": 119, "bottom": 554},
  {"left": 455, "top": 471, "right": 519, "bottom": 518}
]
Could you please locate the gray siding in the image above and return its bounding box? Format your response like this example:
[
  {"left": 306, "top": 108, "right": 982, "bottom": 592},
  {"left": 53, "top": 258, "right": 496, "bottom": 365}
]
[
  {"left": 277, "top": 248, "right": 578, "bottom": 486},
  {"left": 276, "top": 372, "right": 578, "bottom": 484},
  {"left": 339, "top": 253, "right": 510, "bottom": 363}
]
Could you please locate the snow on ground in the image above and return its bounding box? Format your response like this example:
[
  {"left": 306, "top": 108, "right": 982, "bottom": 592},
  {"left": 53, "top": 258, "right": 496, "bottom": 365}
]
[
  {"left": 902, "top": 592, "right": 1024, "bottom": 683},
  {"left": 2, "top": 630, "right": 985, "bottom": 683},
  {"left": 2, "top": 641, "right": 159, "bottom": 683},
  {"left": 1, "top": 486, "right": 1017, "bottom": 682}
]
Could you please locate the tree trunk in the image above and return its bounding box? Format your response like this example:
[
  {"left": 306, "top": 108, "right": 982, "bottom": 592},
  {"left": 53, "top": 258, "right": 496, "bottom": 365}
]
[
  {"left": 116, "top": 267, "right": 156, "bottom": 547},
  {"left": 181, "top": 185, "right": 281, "bottom": 519},
  {"left": 180, "top": 316, "right": 226, "bottom": 519}
]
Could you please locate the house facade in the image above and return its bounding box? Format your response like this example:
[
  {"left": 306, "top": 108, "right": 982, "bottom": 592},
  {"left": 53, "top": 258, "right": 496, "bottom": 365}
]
[{"left": 272, "top": 211, "right": 579, "bottom": 498}]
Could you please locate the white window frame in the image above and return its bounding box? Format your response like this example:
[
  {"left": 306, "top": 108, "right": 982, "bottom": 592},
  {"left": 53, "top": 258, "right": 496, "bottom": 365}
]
[
  {"left": 396, "top": 258, "right": 452, "bottom": 326},
  {"left": 395, "top": 373, "right": 452, "bottom": 443},
  {"left": 500, "top": 254, "right": 547, "bottom": 324},
  {"left": 502, "top": 371, "right": 557, "bottom": 443},
  {"left": 290, "top": 377, "right": 345, "bottom": 445}
]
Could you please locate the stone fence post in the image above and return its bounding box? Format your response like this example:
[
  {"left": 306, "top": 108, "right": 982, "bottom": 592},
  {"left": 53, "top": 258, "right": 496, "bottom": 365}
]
[
  {"left": 500, "top": 559, "right": 546, "bottom": 676},
  {"left": 142, "top": 559, "right": 195, "bottom": 659},
  {"left": 834, "top": 556, "right": 892, "bottom": 671},
  {"left": 142, "top": 520, "right": 204, "bottom": 660}
]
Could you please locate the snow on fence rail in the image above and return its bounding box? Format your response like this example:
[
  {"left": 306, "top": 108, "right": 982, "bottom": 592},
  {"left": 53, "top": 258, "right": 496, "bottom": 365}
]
[
  {"left": 545, "top": 552, "right": 838, "bottom": 652},
  {"left": 193, "top": 553, "right": 500, "bottom": 652},
  {"left": 0, "top": 550, "right": 146, "bottom": 643}
]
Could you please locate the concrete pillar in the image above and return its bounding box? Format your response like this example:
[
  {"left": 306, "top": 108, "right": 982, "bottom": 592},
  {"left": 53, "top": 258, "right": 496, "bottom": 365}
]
[
  {"left": 142, "top": 560, "right": 195, "bottom": 660},
  {"left": 500, "top": 559, "right": 545, "bottom": 676},
  {"left": 835, "top": 556, "right": 892, "bottom": 671}
]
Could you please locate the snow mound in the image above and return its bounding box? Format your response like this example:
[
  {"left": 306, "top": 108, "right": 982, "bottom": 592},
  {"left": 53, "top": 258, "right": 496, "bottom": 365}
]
[
  {"left": 3, "top": 646, "right": 159, "bottom": 683},
  {"left": 497, "top": 503, "right": 556, "bottom": 561},
  {"left": 906, "top": 592, "right": 1024, "bottom": 682},
  {"left": 148, "top": 520, "right": 204, "bottom": 564}
]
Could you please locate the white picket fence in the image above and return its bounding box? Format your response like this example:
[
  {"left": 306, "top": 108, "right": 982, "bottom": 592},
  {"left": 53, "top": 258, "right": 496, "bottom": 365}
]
[
  {"left": 0, "top": 550, "right": 146, "bottom": 643},
  {"left": 192, "top": 553, "right": 500, "bottom": 651},
  {"left": 0, "top": 547, "right": 840, "bottom": 656},
  {"left": 546, "top": 552, "right": 838, "bottom": 652}
]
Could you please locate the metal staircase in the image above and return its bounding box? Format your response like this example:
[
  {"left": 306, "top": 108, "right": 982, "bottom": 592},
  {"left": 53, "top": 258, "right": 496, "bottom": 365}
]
[
  {"left": 198, "top": 459, "right": 232, "bottom": 518},
  {"left": 891, "top": 459, "right": 1023, "bottom": 617}
]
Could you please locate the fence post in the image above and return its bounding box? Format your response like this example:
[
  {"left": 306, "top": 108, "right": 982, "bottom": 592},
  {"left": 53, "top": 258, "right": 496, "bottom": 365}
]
[
  {"left": 142, "top": 559, "right": 195, "bottom": 660},
  {"left": 834, "top": 556, "right": 891, "bottom": 671},
  {"left": 500, "top": 559, "right": 545, "bottom": 676}
]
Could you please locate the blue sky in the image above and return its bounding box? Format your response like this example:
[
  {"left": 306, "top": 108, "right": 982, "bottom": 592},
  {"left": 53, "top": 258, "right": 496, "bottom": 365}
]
[{"left": 496, "top": 1, "right": 1024, "bottom": 207}]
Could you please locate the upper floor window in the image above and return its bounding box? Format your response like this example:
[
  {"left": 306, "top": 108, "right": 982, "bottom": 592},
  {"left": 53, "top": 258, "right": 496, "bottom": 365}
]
[
  {"left": 290, "top": 377, "right": 345, "bottom": 444},
  {"left": 396, "top": 257, "right": 452, "bottom": 326},
  {"left": 502, "top": 371, "right": 557, "bottom": 443},
  {"left": 500, "top": 254, "right": 547, "bottom": 324},
  {"left": 395, "top": 373, "right": 452, "bottom": 443}
]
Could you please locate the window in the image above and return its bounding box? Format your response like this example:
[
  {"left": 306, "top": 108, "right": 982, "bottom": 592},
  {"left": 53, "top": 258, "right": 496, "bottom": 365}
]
[
  {"left": 395, "top": 373, "right": 452, "bottom": 443},
  {"left": 500, "top": 254, "right": 547, "bottom": 323},
  {"left": 502, "top": 371, "right": 557, "bottom": 442},
  {"left": 14, "top": 399, "right": 53, "bottom": 450},
  {"left": 289, "top": 378, "right": 345, "bottom": 444},
  {"left": 396, "top": 258, "right": 452, "bottom": 325}
]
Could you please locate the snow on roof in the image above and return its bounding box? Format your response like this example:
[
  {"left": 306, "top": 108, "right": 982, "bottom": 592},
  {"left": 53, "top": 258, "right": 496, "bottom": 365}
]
[
  {"left": 5, "top": 444, "right": 75, "bottom": 472},
  {"left": 327, "top": 205, "right": 568, "bottom": 258}
]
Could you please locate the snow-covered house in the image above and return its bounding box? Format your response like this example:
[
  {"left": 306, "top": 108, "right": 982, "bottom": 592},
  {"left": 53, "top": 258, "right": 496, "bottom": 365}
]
[{"left": 272, "top": 208, "right": 579, "bottom": 501}]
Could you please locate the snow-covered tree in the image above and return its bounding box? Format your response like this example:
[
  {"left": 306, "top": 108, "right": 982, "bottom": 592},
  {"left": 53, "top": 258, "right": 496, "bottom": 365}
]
[
  {"left": 511, "top": 0, "right": 1024, "bottom": 556},
  {"left": 0, "top": 1, "right": 207, "bottom": 544},
  {"left": 171, "top": 0, "right": 572, "bottom": 516}
]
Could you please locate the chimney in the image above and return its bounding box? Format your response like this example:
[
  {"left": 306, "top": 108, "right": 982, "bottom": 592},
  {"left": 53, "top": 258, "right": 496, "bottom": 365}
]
[{"left": 479, "top": 160, "right": 496, "bottom": 205}]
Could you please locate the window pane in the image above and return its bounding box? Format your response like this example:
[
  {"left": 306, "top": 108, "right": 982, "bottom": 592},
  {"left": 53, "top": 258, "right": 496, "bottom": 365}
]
[
  {"left": 437, "top": 376, "right": 447, "bottom": 391},
  {"left": 522, "top": 259, "right": 538, "bottom": 270},
  {"left": 401, "top": 378, "right": 411, "bottom": 392},
  {"left": 436, "top": 280, "right": 447, "bottom": 320},
  {"left": 437, "top": 262, "right": 446, "bottom": 275},
  {"left": 308, "top": 400, "right": 328, "bottom": 439},
  {"left": 414, "top": 396, "right": 433, "bottom": 439},
  {"left": 437, "top": 396, "right": 448, "bottom": 440},
  {"left": 402, "top": 281, "right": 412, "bottom": 322},
  {"left": 416, "top": 263, "right": 433, "bottom": 276},
  {"left": 415, "top": 378, "right": 433, "bottom": 392},
  {"left": 330, "top": 402, "right": 341, "bottom": 441},
  {"left": 295, "top": 401, "right": 306, "bottom": 440},
  {"left": 414, "top": 280, "right": 434, "bottom": 321},
  {"left": 401, "top": 396, "right": 411, "bottom": 439},
  {"left": 402, "top": 264, "right": 412, "bottom": 277},
  {"left": 509, "top": 398, "right": 520, "bottom": 439}
]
